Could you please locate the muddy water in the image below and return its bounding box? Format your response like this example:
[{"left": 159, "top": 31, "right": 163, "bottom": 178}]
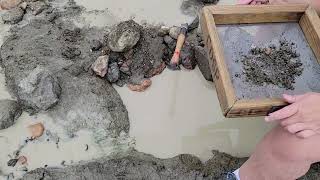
[{"left": 115, "top": 68, "right": 274, "bottom": 161}]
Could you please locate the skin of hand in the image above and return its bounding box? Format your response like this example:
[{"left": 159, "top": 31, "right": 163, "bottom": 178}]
[{"left": 265, "top": 93, "right": 320, "bottom": 139}]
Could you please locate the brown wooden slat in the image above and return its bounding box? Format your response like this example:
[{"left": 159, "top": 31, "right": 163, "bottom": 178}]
[
  {"left": 209, "top": 5, "right": 307, "bottom": 24},
  {"left": 299, "top": 6, "right": 320, "bottom": 63},
  {"left": 200, "top": 7, "right": 237, "bottom": 116},
  {"left": 227, "top": 99, "right": 288, "bottom": 118}
]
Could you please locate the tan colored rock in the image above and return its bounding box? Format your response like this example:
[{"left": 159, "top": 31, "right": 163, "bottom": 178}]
[
  {"left": 18, "top": 156, "right": 27, "bottom": 165},
  {"left": 0, "top": 0, "right": 22, "bottom": 10},
  {"left": 128, "top": 79, "right": 152, "bottom": 92},
  {"left": 28, "top": 123, "right": 45, "bottom": 139},
  {"left": 91, "top": 55, "right": 109, "bottom": 77}
]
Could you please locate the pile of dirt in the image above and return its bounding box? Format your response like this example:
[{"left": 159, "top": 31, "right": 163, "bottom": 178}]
[
  {"left": 240, "top": 40, "right": 303, "bottom": 90},
  {"left": 0, "top": 1, "right": 129, "bottom": 138},
  {"left": 21, "top": 150, "right": 245, "bottom": 180}
]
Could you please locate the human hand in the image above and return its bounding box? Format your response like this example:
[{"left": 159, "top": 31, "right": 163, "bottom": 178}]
[{"left": 265, "top": 93, "right": 320, "bottom": 138}]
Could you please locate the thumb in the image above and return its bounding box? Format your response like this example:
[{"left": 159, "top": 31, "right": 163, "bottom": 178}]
[
  {"left": 283, "top": 94, "right": 296, "bottom": 103},
  {"left": 283, "top": 94, "right": 306, "bottom": 103}
]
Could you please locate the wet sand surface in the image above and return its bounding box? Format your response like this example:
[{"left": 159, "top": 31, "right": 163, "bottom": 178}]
[
  {"left": 218, "top": 23, "right": 320, "bottom": 99},
  {"left": 0, "top": 0, "right": 278, "bottom": 179}
]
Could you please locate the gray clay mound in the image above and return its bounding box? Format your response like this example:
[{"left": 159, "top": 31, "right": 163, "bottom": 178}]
[{"left": 217, "top": 23, "right": 320, "bottom": 99}]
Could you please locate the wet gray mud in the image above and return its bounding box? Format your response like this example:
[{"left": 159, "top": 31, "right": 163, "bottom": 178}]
[
  {"left": 218, "top": 23, "right": 320, "bottom": 99},
  {"left": 0, "top": 1, "right": 320, "bottom": 179}
]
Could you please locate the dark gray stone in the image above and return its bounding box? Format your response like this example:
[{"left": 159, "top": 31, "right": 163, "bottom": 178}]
[
  {"left": 181, "top": 44, "right": 196, "bottom": 70},
  {"left": 0, "top": 100, "right": 22, "bottom": 130},
  {"left": 15, "top": 66, "right": 61, "bottom": 112},
  {"left": 2, "top": 7, "right": 24, "bottom": 24},
  {"left": 7, "top": 159, "right": 18, "bottom": 167},
  {"left": 106, "top": 62, "right": 120, "bottom": 83},
  {"left": 164, "top": 35, "right": 176, "bottom": 51},
  {"left": 107, "top": 20, "right": 142, "bottom": 52},
  {"left": 194, "top": 46, "right": 213, "bottom": 81}
]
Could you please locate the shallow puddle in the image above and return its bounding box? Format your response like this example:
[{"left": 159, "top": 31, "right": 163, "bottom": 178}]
[{"left": 115, "top": 68, "right": 274, "bottom": 161}]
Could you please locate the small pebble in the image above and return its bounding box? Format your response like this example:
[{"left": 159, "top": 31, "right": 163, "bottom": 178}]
[
  {"left": 158, "top": 26, "right": 170, "bottom": 37},
  {"left": 85, "top": 144, "right": 89, "bottom": 151},
  {"left": 106, "top": 62, "right": 120, "bottom": 83},
  {"left": 7, "top": 159, "right": 18, "bottom": 167},
  {"left": 169, "top": 26, "right": 180, "bottom": 39},
  {"left": 92, "top": 55, "right": 109, "bottom": 77},
  {"left": 61, "top": 160, "right": 66, "bottom": 166},
  {"left": 18, "top": 156, "right": 27, "bottom": 165},
  {"left": 56, "top": 137, "right": 60, "bottom": 149},
  {"left": 28, "top": 123, "right": 45, "bottom": 139}
]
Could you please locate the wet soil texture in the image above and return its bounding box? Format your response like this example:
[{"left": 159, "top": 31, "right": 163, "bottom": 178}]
[
  {"left": 218, "top": 23, "right": 320, "bottom": 99},
  {"left": 241, "top": 40, "right": 303, "bottom": 90}
]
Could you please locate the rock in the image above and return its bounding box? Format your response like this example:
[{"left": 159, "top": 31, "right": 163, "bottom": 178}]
[
  {"left": 28, "top": 1, "right": 47, "bottom": 15},
  {"left": 91, "top": 55, "right": 109, "bottom": 77},
  {"left": 108, "top": 52, "right": 121, "bottom": 63},
  {"left": 2, "top": 6, "right": 24, "bottom": 24},
  {"left": 181, "top": 44, "right": 196, "bottom": 70},
  {"left": 90, "top": 40, "right": 102, "bottom": 51},
  {"left": 0, "top": 0, "right": 22, "bottom": 10},
  {"left": 28, "top": 123, "right": 45, "bottom": 139},
  {"left": 106, "top": 62, "right": 120, "bottom": 83},
  {"left": 164, "top": 35, "right": 176, "bottom": 51},
  {"left": 107, "top": 20, "right": 142, "bottom": 52},
  {"left": 7, "top": 159, "right": 18, "bottom": 167},
  {"left": 128, "top": 78, "right": 152, "bottom": 92},
  {"left": 158, "top": 26, "right": 170, "bottom": 37},
  {"left": 17, "top": 156, "right": 27, "bottom": 165},
  {"left": 194, "top": 46, "right": 213, "bottom": 81},
  {"left": 16, "top": 67, "right": 61, "bottom": 112},
  {"left": 0, "top": 100, "right": 22, "bottom": 130},
  {"left": 48, "top": 73, "right": 129, "bottom": 137},
  {"left": 169, "top": 26, "right": 180, "bottom": 40},
  {"left": 119, "top": 62, "right": 131, "bottom": 75}
]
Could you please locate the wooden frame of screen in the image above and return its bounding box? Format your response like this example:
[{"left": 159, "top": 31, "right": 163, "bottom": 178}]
[{"left": 200, "top": 5, "right": 320, "bottom": 117}]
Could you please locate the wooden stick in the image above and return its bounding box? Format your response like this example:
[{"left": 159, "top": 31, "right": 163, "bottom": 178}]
[{"left": 170, "top": 24, "right": 188, "bottom": 66}]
